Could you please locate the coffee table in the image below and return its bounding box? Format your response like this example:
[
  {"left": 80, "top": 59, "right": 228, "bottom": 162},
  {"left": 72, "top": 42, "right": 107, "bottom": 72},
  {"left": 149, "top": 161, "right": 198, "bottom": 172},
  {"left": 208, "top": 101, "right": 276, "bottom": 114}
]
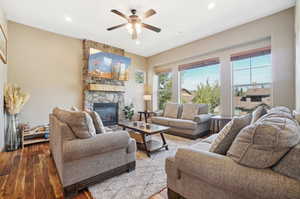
[{"left": 118, "top": 121, "right": 170, "bottom": 157}]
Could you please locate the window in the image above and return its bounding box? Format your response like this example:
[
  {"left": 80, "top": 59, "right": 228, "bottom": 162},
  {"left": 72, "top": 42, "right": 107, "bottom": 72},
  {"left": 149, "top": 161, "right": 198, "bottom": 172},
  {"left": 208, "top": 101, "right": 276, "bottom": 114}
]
[
  {"left": 179, "top": 58, "right": 220, "bottom": 114},
  {"left": 232, "top": 47, "right": 272, "bottom": 115},
  {"left": 157, "top": 72, "right": 172, "bottom": 110}
]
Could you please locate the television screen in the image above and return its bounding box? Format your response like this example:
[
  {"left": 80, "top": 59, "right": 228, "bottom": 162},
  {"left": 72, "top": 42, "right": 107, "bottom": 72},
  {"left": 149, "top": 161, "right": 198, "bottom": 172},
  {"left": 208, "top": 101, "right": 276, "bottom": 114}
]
[{"left": 88, "top": 52, "right": 131, "bottom": 81}]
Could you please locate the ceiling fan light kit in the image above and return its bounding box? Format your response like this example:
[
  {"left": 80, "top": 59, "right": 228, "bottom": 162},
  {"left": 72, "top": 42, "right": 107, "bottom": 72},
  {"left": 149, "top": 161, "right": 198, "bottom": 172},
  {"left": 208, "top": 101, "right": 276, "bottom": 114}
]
[{"left": 107, "top": 9, "right": 161, "bottom": 41}]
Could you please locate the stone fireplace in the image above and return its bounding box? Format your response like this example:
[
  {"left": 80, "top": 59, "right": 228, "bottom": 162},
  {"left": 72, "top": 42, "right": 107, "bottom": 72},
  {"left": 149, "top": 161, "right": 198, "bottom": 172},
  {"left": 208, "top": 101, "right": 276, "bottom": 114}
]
[
  {"left": 84, "top": 79, "right": 125, "bottom": 123},
  {"left": 82, "top": 40, "right": 126, "bottom": 124}
]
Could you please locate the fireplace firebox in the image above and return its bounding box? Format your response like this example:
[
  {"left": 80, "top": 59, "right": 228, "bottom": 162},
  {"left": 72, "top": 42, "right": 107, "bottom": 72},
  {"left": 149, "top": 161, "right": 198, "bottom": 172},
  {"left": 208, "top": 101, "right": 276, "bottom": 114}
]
[{"left": 93, "top": 103, "right": 118, "bottom": 126}]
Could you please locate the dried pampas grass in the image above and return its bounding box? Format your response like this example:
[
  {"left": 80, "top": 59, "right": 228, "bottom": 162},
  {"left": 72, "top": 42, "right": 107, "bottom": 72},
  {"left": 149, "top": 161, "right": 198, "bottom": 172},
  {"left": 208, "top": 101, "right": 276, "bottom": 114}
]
[{"left": 4, "top": 84, "right": 30, "bottom": 115}]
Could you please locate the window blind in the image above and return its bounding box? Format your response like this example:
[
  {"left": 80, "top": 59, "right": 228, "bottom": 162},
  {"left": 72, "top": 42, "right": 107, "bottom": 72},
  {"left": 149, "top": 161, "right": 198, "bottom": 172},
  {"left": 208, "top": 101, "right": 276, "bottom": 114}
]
[
  {"left": 178, "top": 57, "right": 220, "bottom": 71},
  {"left": 154, "top": 66, "right": 172, "bottom": 74},
  {"left": 231, "top": 46, "right": 271, "bottom": 61}
]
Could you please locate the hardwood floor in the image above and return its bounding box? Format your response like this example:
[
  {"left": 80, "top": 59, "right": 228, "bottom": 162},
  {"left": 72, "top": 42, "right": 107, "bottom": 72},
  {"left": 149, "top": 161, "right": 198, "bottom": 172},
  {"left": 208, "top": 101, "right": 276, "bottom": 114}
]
[{"left": 0, "top": 143, "right": 167, "bottom": 199}]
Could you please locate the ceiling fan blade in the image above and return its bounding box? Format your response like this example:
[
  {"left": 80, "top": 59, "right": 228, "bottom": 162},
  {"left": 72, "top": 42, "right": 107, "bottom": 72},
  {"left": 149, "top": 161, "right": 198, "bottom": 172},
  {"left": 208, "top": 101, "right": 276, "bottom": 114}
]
[
  {"left": 111, "top": 9, "right": 128, "bottom": 20},
  {"left": 142, "top": 23, "right": 161, "bottom": 32},
  {"left": 143, "top": 9, "right": 156, "bottom": 18},
  {"left": 132, "top": 27, "right": 138, "bottom": 40},
  {"left": 107, "top": 23, "right": 127, "bottom": 31}
]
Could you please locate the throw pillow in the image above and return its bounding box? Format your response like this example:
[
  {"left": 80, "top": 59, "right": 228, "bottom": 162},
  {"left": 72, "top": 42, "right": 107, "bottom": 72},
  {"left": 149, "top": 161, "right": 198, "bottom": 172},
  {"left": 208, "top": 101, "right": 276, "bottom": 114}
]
[
  {"left": 272, "top": 143, "right": 300, "bottom": 181},
  {"left": 250, "top": 105, "right": 267, "bottom": 124},
  {"left": 85, "top": 110, "right": 106, "bottom": 134},
  {"left": 164, "top": 103, "right": 180, "bottom": 118},
  {"left": 209, "top": 114, "right": 252, "bottom": 155},
  {"left": 227, "top": 114, "right": 300, "bottom": 168},
  {"left": 181, "top": 104, "right": 201, "bottom": 120},
  {"left": 53, "top": 107, "right": 96, "bottom": 139},
  {"left": 268, "top": 106, "right": 291, "bottom": 114}
]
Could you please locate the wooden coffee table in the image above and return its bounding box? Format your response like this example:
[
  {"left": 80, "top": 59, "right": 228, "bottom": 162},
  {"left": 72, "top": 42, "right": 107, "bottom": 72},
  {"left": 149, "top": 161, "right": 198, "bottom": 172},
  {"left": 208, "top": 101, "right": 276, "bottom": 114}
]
[{"left": 118, "top": 121, "right": 170, "bottom": 157}]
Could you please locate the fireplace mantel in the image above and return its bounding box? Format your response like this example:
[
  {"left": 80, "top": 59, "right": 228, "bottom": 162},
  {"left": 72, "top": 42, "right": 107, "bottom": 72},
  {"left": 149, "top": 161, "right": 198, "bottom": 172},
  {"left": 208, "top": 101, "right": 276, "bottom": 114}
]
[{"left": 88, "top": 84, "right": 125, "bottom": 92}]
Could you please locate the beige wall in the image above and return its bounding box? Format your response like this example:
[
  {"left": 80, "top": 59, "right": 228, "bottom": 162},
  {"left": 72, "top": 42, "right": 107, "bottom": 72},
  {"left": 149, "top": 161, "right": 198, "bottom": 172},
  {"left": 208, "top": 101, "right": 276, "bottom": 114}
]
[
  {"left": 124, "top": 52, "right": 148, "bottom": 113},
  {"left": 0, "top": 8, "right": 7, "bottom": 151},
  {"left": 148, "top": 8, "right": 295, "bottom": 115},
  {"left": 8, "top": 21, "right": 83, "bottom": 126},
  {"left": 296, "top": 1, "right": 300, "bottom": 110},
  {"left": 8, "top": 21, "right": 148, "bottom": 126}
]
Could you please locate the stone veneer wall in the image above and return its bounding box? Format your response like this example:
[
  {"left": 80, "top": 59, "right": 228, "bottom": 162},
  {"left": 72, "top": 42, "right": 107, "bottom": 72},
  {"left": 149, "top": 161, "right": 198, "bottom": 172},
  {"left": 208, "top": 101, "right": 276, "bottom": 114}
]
[{"left": 82, "top": 40, "right": 126, "bottom": 120}]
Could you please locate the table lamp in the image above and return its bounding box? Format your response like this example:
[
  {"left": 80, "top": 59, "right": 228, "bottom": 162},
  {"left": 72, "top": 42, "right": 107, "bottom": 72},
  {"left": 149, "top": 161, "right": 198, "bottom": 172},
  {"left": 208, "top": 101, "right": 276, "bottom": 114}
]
[{"left": 144, "top": 95, "right": 152, "bottom": 112}]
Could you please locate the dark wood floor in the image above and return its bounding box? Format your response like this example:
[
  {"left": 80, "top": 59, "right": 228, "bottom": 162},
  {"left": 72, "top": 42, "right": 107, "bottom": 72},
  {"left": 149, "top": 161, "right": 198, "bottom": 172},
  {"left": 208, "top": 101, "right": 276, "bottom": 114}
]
[{"left": 0, "top": 143, "right": 167, "bottom": 199}]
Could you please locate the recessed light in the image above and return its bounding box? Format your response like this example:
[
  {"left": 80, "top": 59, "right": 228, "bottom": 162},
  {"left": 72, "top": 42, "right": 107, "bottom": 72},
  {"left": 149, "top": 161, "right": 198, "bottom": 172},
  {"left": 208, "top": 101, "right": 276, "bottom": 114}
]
[
  {"left": 208, "top": 2, "right": 216, "bottom": 10},
  {"left": 65, "top": 16, "right": 72, "bottom": 22},
  {"left": 135, "top": 40, "right": 141, "bottom": 45}
]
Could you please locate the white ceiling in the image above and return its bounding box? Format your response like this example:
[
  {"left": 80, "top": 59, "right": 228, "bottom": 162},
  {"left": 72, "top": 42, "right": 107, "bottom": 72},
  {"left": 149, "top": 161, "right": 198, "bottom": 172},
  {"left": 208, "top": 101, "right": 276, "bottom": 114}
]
[{"left": 0, "top": 0, "right": 296, "bottom": 57}]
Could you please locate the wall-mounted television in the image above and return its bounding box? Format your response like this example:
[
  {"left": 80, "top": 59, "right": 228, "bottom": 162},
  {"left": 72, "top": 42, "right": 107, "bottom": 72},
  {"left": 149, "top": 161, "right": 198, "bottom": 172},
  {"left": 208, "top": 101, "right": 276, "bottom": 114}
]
[{"left": 88, "top": 52, "right": 131, "bottom": 81}]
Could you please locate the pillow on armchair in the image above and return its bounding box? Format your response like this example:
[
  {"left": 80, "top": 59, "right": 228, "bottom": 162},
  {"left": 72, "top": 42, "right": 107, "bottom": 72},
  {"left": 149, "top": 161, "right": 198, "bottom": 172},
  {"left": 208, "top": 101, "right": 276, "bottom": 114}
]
[
  {"left": 85, "top": 110, "right": 106, "bottom": 134},
  {"left": 227, "top": 112, "right": 300, "bottom": 168},
  {"left": 209, "top": 114, "right": 252, "bottom": 155},
  {"left": 53, "top": 107, "right": 96, "bottom": 139}
]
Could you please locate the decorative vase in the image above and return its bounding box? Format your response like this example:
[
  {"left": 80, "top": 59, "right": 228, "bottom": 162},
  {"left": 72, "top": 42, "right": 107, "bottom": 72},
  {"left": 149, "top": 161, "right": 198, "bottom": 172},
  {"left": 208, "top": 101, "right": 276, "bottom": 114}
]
[{"left": 5, "top": 114, "right": 20, "bottom": 151}]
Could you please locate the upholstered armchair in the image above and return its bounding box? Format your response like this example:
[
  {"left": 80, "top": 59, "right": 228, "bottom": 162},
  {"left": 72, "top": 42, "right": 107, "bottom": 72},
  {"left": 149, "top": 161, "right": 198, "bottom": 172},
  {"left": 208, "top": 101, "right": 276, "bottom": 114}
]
[{"left": 49, "top": 113, "right": 136, "bottom": 198}]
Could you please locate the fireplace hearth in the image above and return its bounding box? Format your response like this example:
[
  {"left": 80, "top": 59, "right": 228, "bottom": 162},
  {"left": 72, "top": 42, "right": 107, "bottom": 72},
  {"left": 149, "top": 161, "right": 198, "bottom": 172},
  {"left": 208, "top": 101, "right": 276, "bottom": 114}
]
[{"left": 94, "top": 103, "right": 118, "bottom": 126}]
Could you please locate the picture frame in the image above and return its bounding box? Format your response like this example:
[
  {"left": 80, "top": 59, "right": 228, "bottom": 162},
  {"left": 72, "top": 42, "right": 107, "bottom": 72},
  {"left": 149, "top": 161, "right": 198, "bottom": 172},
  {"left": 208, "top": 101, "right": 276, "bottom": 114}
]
[
  {"left": 0, "top": 24, "right": 7, "bottom": 64},
  {"left": 135, "top": 70, "right": 145, "bottom": 84}
]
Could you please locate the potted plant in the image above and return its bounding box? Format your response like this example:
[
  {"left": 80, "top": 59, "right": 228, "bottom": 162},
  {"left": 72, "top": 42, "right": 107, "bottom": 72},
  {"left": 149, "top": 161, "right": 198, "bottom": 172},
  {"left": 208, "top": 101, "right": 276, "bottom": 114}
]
[
  {"left": 123, "top": 103, "right": 134, "bottom": 121},
  {"left": 4, "top": 84, "right": 30, "bottom": 151}
]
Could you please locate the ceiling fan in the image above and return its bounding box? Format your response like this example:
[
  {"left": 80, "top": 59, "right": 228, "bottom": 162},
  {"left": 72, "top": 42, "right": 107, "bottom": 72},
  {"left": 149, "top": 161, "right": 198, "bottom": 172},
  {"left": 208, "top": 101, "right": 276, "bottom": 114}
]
[{"left": 107, "top": 9, "right": 161, "bottom": 40}]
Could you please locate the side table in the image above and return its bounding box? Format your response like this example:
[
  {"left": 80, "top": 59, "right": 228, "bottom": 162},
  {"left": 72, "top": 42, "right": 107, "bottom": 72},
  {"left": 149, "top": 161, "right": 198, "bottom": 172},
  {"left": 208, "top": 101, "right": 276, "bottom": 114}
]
[
  {"left": 211, "top": 115, "right": 232, "bottom": 133},
  {"left": 138, "top": 111, "right": 154, "bottom": 123}
]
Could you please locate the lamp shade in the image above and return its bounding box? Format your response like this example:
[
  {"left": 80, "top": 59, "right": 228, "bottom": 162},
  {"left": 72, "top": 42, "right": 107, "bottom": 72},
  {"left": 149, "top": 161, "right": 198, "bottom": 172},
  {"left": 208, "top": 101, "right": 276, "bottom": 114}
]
[{"left": 143, "top": 95, "right": 152, "bottom": 101}]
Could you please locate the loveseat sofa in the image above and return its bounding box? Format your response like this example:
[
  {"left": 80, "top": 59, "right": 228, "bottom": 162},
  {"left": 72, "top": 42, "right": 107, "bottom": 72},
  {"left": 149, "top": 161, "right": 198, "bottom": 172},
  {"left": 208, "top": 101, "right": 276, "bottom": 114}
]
[
  {"left": 49, "top": 108, "right": 136, "bottom": 198},
  {"left": 166, "top": 106, "right": 300, "bottom": 199},
  {"left": 152, "top": 103, "right": 211, "bottom": 139}
]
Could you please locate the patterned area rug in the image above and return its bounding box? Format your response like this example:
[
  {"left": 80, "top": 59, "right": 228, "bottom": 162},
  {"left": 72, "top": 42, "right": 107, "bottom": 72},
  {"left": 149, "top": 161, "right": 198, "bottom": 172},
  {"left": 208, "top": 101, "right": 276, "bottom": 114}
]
[{"left": 89, "top": 134, "right": 199, "bottom": 199}]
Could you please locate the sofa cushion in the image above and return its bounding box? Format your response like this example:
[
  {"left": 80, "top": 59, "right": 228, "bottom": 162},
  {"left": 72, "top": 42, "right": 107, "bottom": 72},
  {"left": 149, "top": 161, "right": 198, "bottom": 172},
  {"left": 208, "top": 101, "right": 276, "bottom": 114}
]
[
  {"left": 63, "top": 130, "right": 130, "bottom": 162},
  {"left": 272, "top": 143, "right": 300, "bottom": 180},
  {"left": 164, "top": 103, "right": 180, "bottom": 118},
  {"left": 181, "top": 104, "right": 200, "bottom": 120},
  {"left": 169, "top": 119, "right": 197, "bottom": 130},
  {"left": 53, "top": 107, "right": 96, "bottom": 139},
  {"left": 151, "top": 116, "right": 170, "bottom": 126},
  {"left": 251, "top": 105, "right": 267, "bottom": 124},
  {"left": 209, "top": 114, "right": 252, "bottom": 155},
  {"left": 227, "top": 113, "right": 300, "bottom": 168},
  {"left": 202, "top": 134, "right": 218, "bottom": 144},
  {"left": 85, "top": 110, "right": 106, "bottom": 134},
  {"left": 191, "top": 142, "right": 211, "bottom": 151}
]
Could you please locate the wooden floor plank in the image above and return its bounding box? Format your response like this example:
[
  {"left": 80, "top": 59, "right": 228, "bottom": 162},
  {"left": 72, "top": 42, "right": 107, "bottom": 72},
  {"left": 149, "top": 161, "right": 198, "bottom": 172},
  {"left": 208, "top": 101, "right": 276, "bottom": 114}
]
[{"left": 0, "top": 143, "right": 167, "bottom": 199}]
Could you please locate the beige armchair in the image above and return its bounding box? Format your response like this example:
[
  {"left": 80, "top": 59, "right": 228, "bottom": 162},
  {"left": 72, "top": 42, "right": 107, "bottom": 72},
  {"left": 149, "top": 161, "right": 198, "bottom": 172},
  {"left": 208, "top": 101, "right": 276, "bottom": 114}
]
[{"left": 49, "top": 114, "right": 136, "bottom": 198}]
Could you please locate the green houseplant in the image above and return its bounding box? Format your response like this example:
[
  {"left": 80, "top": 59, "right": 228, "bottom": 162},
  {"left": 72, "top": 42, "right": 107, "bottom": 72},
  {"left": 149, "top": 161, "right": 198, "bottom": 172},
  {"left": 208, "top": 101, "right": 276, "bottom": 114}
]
[{"left": 123, "top": 103, "right": 134, "bottom": 121}]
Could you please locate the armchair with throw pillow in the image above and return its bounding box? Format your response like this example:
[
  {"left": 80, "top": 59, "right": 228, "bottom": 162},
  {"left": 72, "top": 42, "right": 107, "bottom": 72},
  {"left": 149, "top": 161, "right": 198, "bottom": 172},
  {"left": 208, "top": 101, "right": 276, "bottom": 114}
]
[{"left": 49, "top": 107, "right": 136, "bottom": 198}]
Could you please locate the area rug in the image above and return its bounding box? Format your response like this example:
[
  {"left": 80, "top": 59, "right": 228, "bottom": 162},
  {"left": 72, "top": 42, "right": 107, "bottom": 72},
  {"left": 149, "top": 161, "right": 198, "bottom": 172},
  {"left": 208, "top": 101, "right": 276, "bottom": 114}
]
[{"left": 88, "top": 134, "right": 198, "bottom": 199}]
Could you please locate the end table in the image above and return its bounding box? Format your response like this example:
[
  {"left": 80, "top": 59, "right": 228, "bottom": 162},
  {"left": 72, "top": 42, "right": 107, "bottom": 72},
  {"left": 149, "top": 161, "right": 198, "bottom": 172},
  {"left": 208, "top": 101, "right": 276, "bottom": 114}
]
[
  {"left": 211, "top": 115, "right": 232, "bottom": 133},
  {"left": 138, "top": 111, "right": 154, "bottom": 123}
]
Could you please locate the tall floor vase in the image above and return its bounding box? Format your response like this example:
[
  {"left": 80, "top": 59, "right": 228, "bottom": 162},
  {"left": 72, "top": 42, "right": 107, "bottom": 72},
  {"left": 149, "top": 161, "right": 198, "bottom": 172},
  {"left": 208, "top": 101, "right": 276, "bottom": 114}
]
[{"left": 5, "top": 114, "right": 20, "bottom": 151}]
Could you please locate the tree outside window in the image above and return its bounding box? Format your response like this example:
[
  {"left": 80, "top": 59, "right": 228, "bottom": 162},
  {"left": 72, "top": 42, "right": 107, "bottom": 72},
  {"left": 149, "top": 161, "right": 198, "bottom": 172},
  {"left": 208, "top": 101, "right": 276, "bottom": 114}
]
[
  {"left": 180, "top": 63, "right": 221, "bottom": 114},
  {"left": 157, "top": 72, "right": 172, "bottom": 110}
]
